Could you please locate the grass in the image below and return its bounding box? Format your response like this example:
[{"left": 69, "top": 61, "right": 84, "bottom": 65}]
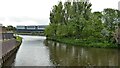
[
  {"left": 47, "top": 37, "right": 117, "bottom": 48},
  {"left": 16, "top": 36, "right": 22, "bottom": 43}
]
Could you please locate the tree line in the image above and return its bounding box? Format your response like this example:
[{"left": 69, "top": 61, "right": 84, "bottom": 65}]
[
  {"left": 45, "top": 1, "right": 120, "bottom": 47},
  {"left": 2, "top": 25, "right": 16, "bottom": 32}
]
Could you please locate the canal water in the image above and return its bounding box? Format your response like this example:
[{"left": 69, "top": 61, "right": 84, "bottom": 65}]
[{"left": 3, "top": 35, "right": 119, "bottom": 66}]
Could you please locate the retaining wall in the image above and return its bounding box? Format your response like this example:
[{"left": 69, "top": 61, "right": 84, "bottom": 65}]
[{"left": 0, "top": 33, "right": 22, "bottom": 67}]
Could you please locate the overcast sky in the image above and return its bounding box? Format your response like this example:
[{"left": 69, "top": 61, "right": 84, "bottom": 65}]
[{"left": 0, "top": 0, "right": 119, "bottom": 27}]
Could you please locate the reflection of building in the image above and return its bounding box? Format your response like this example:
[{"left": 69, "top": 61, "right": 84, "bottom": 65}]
[{"left": 16, "top": 25, "right": 47, "bottom": 33}]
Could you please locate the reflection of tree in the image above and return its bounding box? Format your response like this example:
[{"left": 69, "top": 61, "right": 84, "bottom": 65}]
[{"left": 45, "top": 40, "right": 118, "bottom": 66}]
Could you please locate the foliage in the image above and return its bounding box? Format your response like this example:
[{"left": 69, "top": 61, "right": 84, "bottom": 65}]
[
  {"left": 7, "top": 25, "right": 16, "bottom": 31},
  {"left": 45, "top": 1, "right": 120, "bottom": 48},
  {"left": 2, "top": 25, "right": 16, "bottom": 32},
  {"left": 16, "top": 36, "right": 22, "bottom": 42}
]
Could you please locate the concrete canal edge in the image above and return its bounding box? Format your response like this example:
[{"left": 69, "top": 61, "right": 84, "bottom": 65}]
[{"left": 1, "top": 37, "right": 22, "bottom": 67}]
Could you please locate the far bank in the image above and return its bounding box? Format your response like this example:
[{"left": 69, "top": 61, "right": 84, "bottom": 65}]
[{"left": 46, "top": 37, "right": 118, "bottom": 48}]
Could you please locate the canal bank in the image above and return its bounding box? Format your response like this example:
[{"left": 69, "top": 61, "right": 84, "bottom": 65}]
[
  {"left": 1, "top": 34, "right": 22, "bottom": 67},
  {"left": 46, "top": 37, "right": 118, "bottom": 48}
]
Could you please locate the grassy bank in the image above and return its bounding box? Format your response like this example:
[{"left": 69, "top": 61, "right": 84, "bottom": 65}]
[
  {"left": 16, "top": 36, "right": 22, "bottom": 43},
  {"left": 47, "top": 37, "right": 117, "bottom": 48}
]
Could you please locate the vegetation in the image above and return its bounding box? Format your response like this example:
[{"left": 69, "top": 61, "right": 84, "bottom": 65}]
[
  {"left": 45, "top": 1, "right": 120, "bottom": 48},
  {"left": 16, "top": 36, "right": 22, "bottom": 43},
  {"left": 2, "top": 25, "right": 16, "bottom": 32}
]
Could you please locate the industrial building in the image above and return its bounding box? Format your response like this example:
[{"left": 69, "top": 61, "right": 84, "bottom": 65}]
[{"left": 16, "top": 25, "right": 47, "bottom": 35}]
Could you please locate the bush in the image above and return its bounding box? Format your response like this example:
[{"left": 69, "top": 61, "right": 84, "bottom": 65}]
[
  {"left": 45, "top": 24, "right": 57, "bottom": 37},
  {"left": 16, "top": 36, "right": 22, "bottom": 42}
]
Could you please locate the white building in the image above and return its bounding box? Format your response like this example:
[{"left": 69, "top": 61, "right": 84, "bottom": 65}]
[
  {"left": 16, "top": 26, "right": 25, "bottom": 29},
  {"left": 119, "top": 1, "right": 120, "bottom": 11}
]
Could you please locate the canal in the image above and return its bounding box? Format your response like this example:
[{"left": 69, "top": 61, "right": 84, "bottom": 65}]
[{"left": 3, "top": 35, "right": 119, "bottom": 66}]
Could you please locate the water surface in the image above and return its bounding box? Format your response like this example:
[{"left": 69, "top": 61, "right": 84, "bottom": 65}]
[
  {"left": 4, "top": 35, "right": 119, "bottom": 66},
  {"left": 14, "top": 35, "right": 53, "bottom": 66},
  {"left": 45, "top": 40, "right": 119, "bottom": 66}
]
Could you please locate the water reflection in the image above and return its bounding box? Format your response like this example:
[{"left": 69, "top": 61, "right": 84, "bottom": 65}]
[
  {"left": 13, "top": 35, "right": 53, "bottom": 66},
  {"left": 2, "top": 36, "right": 119, "bottom": 67},
  {"left": 45, "top": 40, "right": 118, "bottom": 66}
]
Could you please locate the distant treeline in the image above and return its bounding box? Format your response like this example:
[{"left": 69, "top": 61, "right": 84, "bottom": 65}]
[{"left": 2, "top": 25, "right": 16, "bottom": 32}]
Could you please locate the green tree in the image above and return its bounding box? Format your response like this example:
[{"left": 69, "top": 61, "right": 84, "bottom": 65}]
[
  {"left": 6, "top": 25, "right": 16, "bottom": 31},
  {"left": 103, "top": 8, "right": 118, "bottom": 31}
]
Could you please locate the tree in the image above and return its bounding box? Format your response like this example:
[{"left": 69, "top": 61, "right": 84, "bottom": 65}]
[
  {"left": 102, "top": 8, "right": 119, "bottom": 43},
  {"left": 45, "top": 1, "right": 119, "bottom": 46},
  {"left": 6, "top": 25, "right": 16, "bottom": 31},
  {"left": 71, "top": 2, "right": 92, "bottom": 38},
  {"left": 103, "top": 8, "right": 118, "bottom": 31}
]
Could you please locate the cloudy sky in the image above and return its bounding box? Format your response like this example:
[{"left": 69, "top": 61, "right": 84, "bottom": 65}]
[{"left": 0, "top": 0, "right": 120, "bottom": 27}]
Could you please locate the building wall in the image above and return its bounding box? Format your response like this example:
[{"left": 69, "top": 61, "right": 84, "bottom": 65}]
[
  {"left": 2, "top": 33, "right": 14, "bottom": 40},
  {"left": 1, "top": 32, "right": 16, "bottom": 62},
  {"left": 26, "top": 26, "right": 36, "bottom": 30},
  {"left": 16, "top": 26, "right": 25, "bottom": 29},
  {"left": 118, "top": 1, "right": 120, "bottom": 11}
]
